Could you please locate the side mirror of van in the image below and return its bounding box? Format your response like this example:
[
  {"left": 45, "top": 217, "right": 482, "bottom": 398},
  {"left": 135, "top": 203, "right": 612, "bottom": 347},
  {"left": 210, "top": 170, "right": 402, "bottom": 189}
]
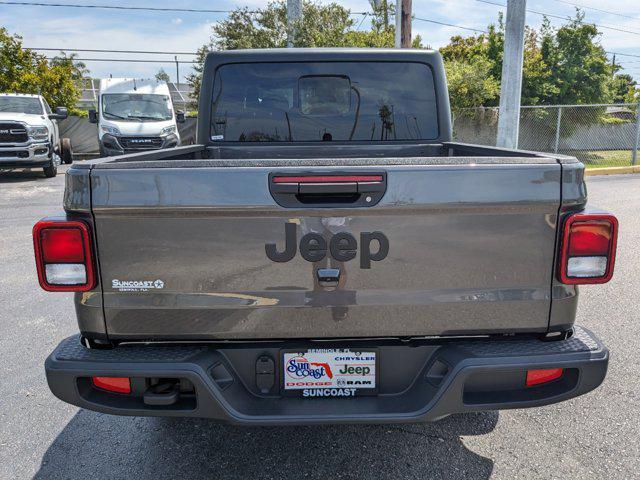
[
  {"left": 88, "top": 109, "right": 98, "bottom": 124},
  {"left": 176, "top": 111, "right": 186, "bottom": 123},
  {"left": 49, "top": 106, "right": 68, "bottom": 120}
]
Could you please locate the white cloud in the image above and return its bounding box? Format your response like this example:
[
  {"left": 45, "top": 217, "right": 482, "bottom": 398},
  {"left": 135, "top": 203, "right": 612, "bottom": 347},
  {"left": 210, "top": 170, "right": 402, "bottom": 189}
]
[{"left": 0, "top": 13, "right": 213, "bottom": 81}]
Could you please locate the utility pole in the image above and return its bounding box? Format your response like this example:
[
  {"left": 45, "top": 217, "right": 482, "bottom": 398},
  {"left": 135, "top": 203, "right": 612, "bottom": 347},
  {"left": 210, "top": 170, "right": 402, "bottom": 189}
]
[
  {"left": 395, "top": 0, "right": 402, "bottom": 48},
  {"left": 496, "top": 0, "right": 526, "bottom": 149},
  {"left": 400, "top": 0, "right": 412, "bottom": 48},
  {"left": 633, "top": 101, "right": 640, "bottom": 166},
  {"left": 174, "top": 56, "right": 179, "bottom": 90},
  {"left": 287, "top": 0, "right": 302, "bottom": 48}
]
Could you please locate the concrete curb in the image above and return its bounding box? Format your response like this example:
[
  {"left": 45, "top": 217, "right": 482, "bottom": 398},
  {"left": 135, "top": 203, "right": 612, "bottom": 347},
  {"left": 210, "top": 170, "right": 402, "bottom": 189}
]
[{"left": 585, "top": 166, "right": 640, "bottom": 176}]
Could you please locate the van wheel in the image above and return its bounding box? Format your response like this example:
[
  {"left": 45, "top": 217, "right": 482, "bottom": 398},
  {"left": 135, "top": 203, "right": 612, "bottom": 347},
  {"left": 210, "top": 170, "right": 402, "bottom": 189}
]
[
  {"left": 43, "top": 160, "right": 58, "bottom": 178},
  {"left": 61, "top": 138, "right": 73, "bottom": 164}
]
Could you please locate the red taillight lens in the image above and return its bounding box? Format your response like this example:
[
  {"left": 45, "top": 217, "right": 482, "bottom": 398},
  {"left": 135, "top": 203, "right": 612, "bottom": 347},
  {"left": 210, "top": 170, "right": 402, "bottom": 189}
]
[
  {"left": 526, "top": 368, "right": 564, "bottom": 387},
  {"left": 41, "top": 228, "right": 85, "bottom": 263},
  {"left": 33, "top": 220, "right": 96, "bottom": 292},
  {"left": 567, "top": 221, "right": 612, "bottom": 256},
  {"left": 558, "top": 214, "right": 618, "bottom": 285},
  {"left": 92, "top": 376, "right": 131, "bottom": 394}
]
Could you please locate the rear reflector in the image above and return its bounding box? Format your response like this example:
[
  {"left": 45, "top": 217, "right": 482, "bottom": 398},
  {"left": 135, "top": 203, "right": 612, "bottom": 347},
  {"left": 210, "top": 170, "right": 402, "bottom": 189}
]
[
  {"left": 92, "top": 376, "right": 131, "bottom": 394},
  {"left": 558, "top": 214, "right": 618, "bottom": 284},
  {"left": 33, "top": 220, "right": 95, "bottom": 292},
  {"left": 526, "top": 368, "right": 564, "bottom": 387}
]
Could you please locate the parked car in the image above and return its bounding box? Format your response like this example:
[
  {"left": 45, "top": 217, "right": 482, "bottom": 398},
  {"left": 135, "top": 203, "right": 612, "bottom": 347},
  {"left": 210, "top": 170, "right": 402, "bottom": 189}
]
[
  {"left": 36, "top": 49, "right": 615, "bottom": 424},
  {"left": 0, "top": 93, "right": 72, "bottom": 177},
  {"left": 89, "top": 78, "right": 185, "bottom": 157}
]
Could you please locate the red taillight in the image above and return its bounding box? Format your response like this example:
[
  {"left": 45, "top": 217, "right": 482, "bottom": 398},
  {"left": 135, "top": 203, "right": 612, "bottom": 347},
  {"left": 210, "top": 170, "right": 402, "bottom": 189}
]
[
  {"left": 33, "top": 220, "right": 96, "bottom": 292},
  {"left": 567, "top": 221, "right": 612, "bottom": 256},
  {"left": 92, "top": 376, "right": 131, "bottom": 394},
  {"left": 558, "top": 214, "right": 618, "bottom": 285},
  {"left": 41, "top": 228, "right": 85, "bottom": 263},
  {"left": 526, "top": 368, "right": 564, "bottom": 387}
]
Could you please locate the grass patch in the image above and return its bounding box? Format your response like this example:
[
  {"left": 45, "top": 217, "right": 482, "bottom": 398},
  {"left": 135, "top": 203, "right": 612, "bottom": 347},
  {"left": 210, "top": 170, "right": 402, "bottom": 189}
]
[{"left": 571, "top": 150, "right": 636, "bottom": 169}]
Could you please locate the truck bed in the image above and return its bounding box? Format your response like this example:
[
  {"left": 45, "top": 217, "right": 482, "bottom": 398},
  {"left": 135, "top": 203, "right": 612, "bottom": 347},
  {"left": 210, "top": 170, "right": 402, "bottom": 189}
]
[{"left": 66, "top": 142, "right": 584, "bottom": 342}]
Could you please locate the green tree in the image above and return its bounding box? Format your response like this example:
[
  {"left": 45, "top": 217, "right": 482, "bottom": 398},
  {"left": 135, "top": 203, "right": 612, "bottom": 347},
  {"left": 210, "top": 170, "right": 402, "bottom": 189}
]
[
  {"left": 608, "top": 73, "right": 636, "bottom": 104},
  {"left": 155, "top": 68, "right": 171, "bottom": 83},
  {"left": 445, "top": 57, "right": 500, "bottom": 110},
  {"left": 540, "top": 12, "right": 611, "bottom": 105},
  {"left": 440, "top": 17, "right": 554, "bottom": 108},
  {"left": 0, "top": 28, "right": 87, "bottom": 112},
  {"left": 441, "top": 11, "right": 614, "bottom": 108}
]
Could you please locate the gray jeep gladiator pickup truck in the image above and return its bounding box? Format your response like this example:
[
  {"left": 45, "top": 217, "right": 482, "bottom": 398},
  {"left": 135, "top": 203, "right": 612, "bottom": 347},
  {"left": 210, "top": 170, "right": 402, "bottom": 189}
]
[{"left": 35, "top": 49, "right": 617, "bottom": 424}]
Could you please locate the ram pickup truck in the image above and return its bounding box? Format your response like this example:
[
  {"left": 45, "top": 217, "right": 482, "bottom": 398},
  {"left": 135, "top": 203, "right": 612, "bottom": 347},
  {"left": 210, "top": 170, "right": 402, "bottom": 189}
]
[
  {"left": 35, "top": 49, "right": 617, "bottom": 425},
  {"left": 0, "top": 93, "right": 72, "bottom": 177}
]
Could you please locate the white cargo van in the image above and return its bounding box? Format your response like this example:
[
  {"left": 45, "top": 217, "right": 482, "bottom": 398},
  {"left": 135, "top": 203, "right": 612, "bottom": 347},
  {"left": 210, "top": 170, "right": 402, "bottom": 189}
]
[{"left": 89, "top": 78, "right": 185, "bottom": 157}]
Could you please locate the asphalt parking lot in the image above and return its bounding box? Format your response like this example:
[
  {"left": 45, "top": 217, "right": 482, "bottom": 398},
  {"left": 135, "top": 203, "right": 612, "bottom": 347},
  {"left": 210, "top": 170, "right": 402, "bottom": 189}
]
[{"left": 0, "top": 166, "right": 638, "bottom": 479}]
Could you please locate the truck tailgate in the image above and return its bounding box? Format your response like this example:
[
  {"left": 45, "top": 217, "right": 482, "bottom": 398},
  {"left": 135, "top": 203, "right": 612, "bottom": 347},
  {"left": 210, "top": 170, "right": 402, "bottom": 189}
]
[{"left": 89, "top": 160, "right": 561, "bottom": 340}]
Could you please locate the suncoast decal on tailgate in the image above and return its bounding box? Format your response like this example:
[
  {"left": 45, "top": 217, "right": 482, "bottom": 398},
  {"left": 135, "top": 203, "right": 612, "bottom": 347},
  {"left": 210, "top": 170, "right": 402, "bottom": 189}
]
[{"left": 111, "top": 279, "right": 165, "bottom": 292}]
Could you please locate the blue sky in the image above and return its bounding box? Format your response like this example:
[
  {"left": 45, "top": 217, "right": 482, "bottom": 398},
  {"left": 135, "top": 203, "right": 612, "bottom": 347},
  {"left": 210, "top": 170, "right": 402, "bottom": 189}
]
[{"left": 1, "top": 0, "right": 639, "bottom": 87}]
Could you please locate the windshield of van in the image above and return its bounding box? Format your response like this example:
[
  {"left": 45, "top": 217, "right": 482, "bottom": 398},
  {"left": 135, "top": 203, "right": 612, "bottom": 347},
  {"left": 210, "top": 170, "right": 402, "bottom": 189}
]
[
  {"left": 0, "top": 96, "right": 43, "bottom": 115},
  {"left": 210, "top": 62, "right": 439, "bottom": 142},
  {"left": 102, "top": 94, "right": 173, "bottom": 122}
]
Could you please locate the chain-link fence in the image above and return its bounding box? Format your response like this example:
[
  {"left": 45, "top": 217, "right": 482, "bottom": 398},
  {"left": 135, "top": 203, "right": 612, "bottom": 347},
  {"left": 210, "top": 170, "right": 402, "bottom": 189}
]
[{"left": 453, "top": 103, "right": 640, "bottom": 168}]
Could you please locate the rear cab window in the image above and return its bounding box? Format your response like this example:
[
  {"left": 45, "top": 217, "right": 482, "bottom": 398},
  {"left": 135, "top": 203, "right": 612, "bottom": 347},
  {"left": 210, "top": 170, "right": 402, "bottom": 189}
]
[{"left": 210, "top": 62, "right": 438, "bottom": 142}]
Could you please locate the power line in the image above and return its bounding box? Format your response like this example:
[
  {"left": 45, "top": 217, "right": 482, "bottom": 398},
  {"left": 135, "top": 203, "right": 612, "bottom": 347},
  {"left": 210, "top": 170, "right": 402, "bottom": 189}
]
[
  {"left": 606, "top": 51, "right": 640, "bottom": 60},
  {"left": 413, "top": 17, "right": 488, "bottom": 34},
  {"left": 476, "top": 0, "right": 640, "bottom": 37},
  {"left": 552, "top": 0, "right": 640, "bottom": 23},
  {"left": 3, "top": 1, "right": 492, "bottom": 35},
  {"left": 0, "top": 1, "right": 239, "bottom": 13},
  {"left": 46, "top": 57, "right": 196, "bottom": 64},
  {"left": 28, "top": 47, "right": 198, "bottom": 55}
]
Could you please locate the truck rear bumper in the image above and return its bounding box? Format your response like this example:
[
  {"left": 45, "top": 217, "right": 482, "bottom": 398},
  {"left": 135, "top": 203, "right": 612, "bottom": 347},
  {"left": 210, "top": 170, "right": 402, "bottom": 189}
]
[{"left": 45, "top": 326, "right": 608, "bottom": 425}]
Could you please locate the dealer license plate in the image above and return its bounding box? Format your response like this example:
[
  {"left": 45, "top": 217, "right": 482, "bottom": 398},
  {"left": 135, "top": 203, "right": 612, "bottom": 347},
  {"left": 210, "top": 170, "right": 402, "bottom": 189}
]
[{"left": 282, "top": 349, "right": 377, "bottom": 397}]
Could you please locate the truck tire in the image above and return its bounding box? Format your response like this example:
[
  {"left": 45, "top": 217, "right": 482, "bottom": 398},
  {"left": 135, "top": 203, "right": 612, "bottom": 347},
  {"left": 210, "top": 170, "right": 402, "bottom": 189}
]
[
  {"left": 60, "top": 138, "right": 73, "bottom": 164},
  {"left": 43, "top": 160, "right": 58, "bottom": 178}
]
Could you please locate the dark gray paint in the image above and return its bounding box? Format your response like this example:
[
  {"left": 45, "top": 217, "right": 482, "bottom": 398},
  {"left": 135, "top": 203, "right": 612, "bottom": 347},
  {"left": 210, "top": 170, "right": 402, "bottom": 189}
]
[
  {"left": 82, "top": 161, "right": 562, "bottom": 340},
  {"left": 59, "top": 49, "right": 589, "bottom": 341}
]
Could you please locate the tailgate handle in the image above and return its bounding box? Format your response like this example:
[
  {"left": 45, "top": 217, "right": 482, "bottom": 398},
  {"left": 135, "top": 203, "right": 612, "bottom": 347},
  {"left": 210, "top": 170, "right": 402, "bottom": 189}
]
[{"left": 269, "top": 173, "right": 386, "bottom": 208}]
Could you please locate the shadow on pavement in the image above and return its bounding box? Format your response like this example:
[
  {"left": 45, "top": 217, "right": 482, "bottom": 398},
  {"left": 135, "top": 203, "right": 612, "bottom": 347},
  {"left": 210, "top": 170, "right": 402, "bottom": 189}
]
[
  {"left": 0, "top": 170, "right": 49, "bottom": 183},
  {"left": 34, "top": 410, "right": 497, "bottom": 479}
]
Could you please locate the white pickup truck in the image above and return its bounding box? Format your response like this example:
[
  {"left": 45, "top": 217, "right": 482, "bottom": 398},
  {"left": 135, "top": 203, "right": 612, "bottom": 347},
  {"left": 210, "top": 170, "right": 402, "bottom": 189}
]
[{"left": 0, "top": 93, "right": 72, "bottom": 177}]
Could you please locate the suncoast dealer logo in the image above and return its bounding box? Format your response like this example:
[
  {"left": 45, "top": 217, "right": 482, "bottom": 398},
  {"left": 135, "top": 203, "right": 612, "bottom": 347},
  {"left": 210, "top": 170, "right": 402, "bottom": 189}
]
[
  {"left": 111, "top": 279, "right": 165, "bottom": 292},
  {"left": 286, "top": 356, "right": 333, "bottom": 380}
]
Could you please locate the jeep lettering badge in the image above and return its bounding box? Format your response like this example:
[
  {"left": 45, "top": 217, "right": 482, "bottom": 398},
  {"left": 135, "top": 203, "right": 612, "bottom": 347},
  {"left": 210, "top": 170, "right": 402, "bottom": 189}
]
[{"left": 265, "top": 222, "right": 389, "bottom": 268}]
